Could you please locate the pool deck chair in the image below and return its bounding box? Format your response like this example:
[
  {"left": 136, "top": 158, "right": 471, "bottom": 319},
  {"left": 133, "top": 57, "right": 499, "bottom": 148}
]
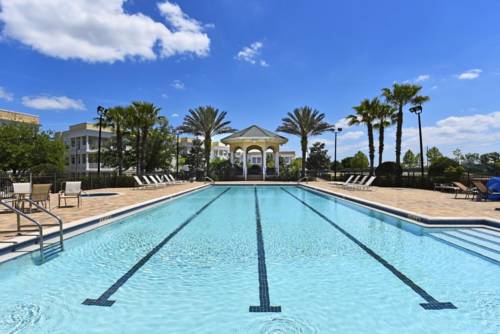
[
  {"left": 153, "top": 175, "right": 171, "bottom": 186},
  {"left": 30, "top": 183, "right": 52, "bottom": 210},
  {"left": 347, "top": 176, "right": 376, "bottom": 191},
  {"left": 167, "top": 174, "right": 185, "bottom": 184},
  {"left": 343, "top": 175, "right": 367, "bottom": 189},
  {"left": 133, "top": 176, "right": 156, "bottom": 190},
  {"left": 340, "top": 175, "right": 360, "bottom": 188},
  {"left": 452, "top": 182, "right": 476, "bottom": 199},
  {"left": 141, "top": 176, "right": 159, "bottom": 188},
  {"left": 147, "top": 175, "right": 166, "bottom": 188},
  {"left": 58, "top": 181, "right": 82, "bottom": 208},
  {"left": 170, "top": 174, "right": 187, "bottom": 183},
  {"left": 329, "top": 175, "right": 354, "bottom": 187},
  {"left": 472, "top": 180, "right": 500, "bottom": 201}
]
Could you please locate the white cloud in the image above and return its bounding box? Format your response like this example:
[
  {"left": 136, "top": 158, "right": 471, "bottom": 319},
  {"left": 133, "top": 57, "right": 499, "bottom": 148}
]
[
  {"left": 457, "top": 69, "right": 482, "bottom": 80},
  {"left": 235, "top": 41, "right": 269, "bottom": 67},
  {"left": 415, "top": 74, "right": 430, "bottom": 82},
  {"left": 171, "top": 113, "right": 179, "bottom": 118},
  {"left": 402, "top": 111, "right": 500, "bottom": 151},
  {"left": 0, "top": 0, "right": 210, "bottom": 63},
  {"left": 0, "top": 86, "right": 14, "bottom": 101},
  {"left": 171, "top": 80, "right": 185, "bottom": 90},
  {"left": 21, "top": 95, "right": 86, "bottom": 110}
]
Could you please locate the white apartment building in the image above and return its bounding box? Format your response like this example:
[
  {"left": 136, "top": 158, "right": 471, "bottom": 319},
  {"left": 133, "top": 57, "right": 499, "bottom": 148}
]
[{"left": 59, "top": 123, "right": 115, "bottom": 173}]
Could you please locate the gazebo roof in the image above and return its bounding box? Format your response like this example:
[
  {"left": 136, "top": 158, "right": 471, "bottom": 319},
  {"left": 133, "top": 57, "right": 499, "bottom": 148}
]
[{"left": 221, "top": 125, "right": 288, "bottom": 144}]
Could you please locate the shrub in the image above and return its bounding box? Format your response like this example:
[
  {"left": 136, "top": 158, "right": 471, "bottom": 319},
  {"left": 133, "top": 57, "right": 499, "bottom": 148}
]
[
  {"left": 443, "top": 166, "right": 465, "bottom": 181},
  {"left": 375, "top": 161, "right": 402, "bottom": 177},
  {"left": 428, "top": 157, "right": 458, "bottom": 178}
]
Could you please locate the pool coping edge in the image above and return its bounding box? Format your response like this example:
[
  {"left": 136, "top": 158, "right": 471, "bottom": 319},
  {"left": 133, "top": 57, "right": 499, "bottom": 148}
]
[{"left": 300, "top": 183, "right": 500, "bottom": 230}]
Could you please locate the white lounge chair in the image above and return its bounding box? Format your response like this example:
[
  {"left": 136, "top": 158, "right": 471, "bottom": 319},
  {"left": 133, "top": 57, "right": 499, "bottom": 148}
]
[
  {"left": 58, "top": 181, "right": 82, "bottom": 207},
  {"left": 133, "top": 176, "right": 156, "bottom": 190},
  {"left": 154, "top": 175, "right": 171, "bottom": 186},
  {"left": 342, "top": 175, "right": 366, "bottom": 189},
  {"left": 329, "top": 175, "right": 354, "bottom": 187},
  {"left": 347, "top": 176, "right": 376, "bottom": 191},
  {"left": 148, "top": 175, "right": 167, "bottom": 187},
  {"left": 142, "top": 175, "right": 160, "bottom": 188},
  {"left": 168, "top": 174, "right": 187, "bottom": 184},
  {"left": 162, "top": 174, "right": 180, "bottom": 184}
]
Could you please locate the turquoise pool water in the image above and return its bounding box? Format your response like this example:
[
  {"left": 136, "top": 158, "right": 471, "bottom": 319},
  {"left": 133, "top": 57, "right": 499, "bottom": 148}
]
[{"left": 0, "top": 186, "right": 498, "bottom": 333}]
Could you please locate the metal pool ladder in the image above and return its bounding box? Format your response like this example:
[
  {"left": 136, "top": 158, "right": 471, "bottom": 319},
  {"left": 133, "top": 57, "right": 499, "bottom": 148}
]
[{"left": 0, "top": 198, "right": 64, "bottom": 263}]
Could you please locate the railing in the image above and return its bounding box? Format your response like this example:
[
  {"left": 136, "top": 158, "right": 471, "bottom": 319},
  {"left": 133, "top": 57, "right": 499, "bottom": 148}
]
[
  {"left": 0, "top": 198, "right": 64, "bottom": 263},
  {"left": 205, "top": 176, "right": 215, "bottom": 184},
  {"left": 24, "top": 198, "right": 64, "bottom": 251},
  {"left": 0, "top": 200, "right": 45, "bottom": 262}
]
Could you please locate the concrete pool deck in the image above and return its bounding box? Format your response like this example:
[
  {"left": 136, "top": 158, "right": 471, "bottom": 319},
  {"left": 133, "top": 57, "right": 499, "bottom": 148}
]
[{"left": 0, "top": 181, "right": 499, "bottom": 246}]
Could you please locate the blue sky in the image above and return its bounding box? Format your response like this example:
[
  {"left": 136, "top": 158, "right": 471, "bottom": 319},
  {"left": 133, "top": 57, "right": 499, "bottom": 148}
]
[{"left": 0, "top": 0, "right": 499, "bottom": 160}]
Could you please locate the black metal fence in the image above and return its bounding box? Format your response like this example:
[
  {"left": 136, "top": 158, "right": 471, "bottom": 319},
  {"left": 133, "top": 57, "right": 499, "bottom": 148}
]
[{"left": 0, "top": 172, "right": 135, "bottom": 195}]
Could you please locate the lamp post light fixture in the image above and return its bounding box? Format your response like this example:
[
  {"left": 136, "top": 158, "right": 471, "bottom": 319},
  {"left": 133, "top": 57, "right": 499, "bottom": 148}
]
[
  {"left": 409, "top": 105, "right": 425, "bottom": 184},
  {"left": 332, "top": 127, "right": 342, "bottom": 181},
  {"left": 96, "top": 105, "right": 108, "bottom": 176}
]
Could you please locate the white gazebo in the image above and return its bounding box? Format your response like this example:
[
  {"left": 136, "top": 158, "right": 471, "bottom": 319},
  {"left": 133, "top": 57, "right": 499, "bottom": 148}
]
[{"left": 221, "top": 125, "right": 288, "bottom": 180}]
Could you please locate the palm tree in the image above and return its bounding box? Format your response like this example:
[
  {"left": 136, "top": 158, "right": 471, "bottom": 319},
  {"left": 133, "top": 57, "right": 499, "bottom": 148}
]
[
  {"left": 347, "top": 99, "right": 377, "bottom": 175},
  {"left": 178, "top": 106, "right": 236, "bottom": 176},
  {"left": 100, "top": 106, "right": 129, "bottom": 175},
  {"left": 373, "top": 103, "right": 397, "bottom": 167},
  {"left": 382, "top": 83, "right": 429, "bottom": 171},
  {"left": 129, "top": 101, "right": 161, "bottom": 174},
  {"left": 276, "top": 106, "right": 334, "bottom": 178}
]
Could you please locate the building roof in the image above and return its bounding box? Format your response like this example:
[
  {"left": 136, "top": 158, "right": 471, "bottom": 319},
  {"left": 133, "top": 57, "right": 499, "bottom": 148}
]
[
  {"left": 69, "top": 123, "right": 113, "bottom": 132},
  {"left": 221, "top": 125, "right": 287, "bottom": 144},
  {"left": 0, "top": 108, "right": 40, "bottom": 125}
]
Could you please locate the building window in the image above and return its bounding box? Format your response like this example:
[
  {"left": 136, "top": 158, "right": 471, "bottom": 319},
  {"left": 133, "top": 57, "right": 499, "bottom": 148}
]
[
  {"left": 71, "top": 138, "right": 75, "bottom": 147},
  {"left": 71, "top": 155, "right": 75, "bottom": 164}
]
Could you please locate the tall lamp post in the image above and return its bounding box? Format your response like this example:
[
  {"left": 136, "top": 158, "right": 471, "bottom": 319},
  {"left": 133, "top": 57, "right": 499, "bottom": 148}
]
[
  {"left": 409, "top": 105, "right": 425, "bottom": 184},
  {"left": 175, "top": 129, "right": 180, "bottom": 176},
  {"left": 332, "top": 127, "right": 342, "bottom": 181},
  {"left": 96, "top": 106, "right": 108, "bottom": 176}
]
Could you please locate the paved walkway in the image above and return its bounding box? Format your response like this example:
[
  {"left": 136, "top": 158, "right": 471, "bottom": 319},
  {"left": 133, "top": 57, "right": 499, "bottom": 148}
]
[
  {"left": 0, "top": 182, "right": 204, "bottom": 241},
  {"left": 307, "top": 181, "right": 500, "bottom": 221}
]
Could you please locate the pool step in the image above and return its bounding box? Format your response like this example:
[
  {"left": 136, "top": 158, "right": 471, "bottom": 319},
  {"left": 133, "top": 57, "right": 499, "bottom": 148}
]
[{"left": 428, "top": 230, "right": 500, "bottom": 265}]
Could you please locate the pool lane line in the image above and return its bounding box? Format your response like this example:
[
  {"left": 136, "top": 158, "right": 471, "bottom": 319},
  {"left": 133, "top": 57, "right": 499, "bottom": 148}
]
[
  {"left": 281, "top": 187, "right": 456, "bottom": 311},
  {"left": 83, "top": 187, "right": 231, "bottom": 307},
  {"left": 249, "top": 187, "right": 282, "bottom": 313}
]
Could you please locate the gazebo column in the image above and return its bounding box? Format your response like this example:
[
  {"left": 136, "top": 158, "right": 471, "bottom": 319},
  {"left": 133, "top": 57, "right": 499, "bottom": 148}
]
[
  {"left": 230, "top": 148, "right": 235, "bottom": 165},
  {"left": 262, "top": 148, "right": 266, "bottom": 181},
  {"left": 243, "top": 149, "right": 247, "bottom": 180},
  {"left": 275, "top": 150, "right": 280, "bottom": 176}
]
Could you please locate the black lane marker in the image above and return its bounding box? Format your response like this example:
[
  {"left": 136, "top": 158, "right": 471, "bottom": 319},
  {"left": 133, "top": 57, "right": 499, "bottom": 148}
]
[
  {"left": 249, "top": 187, "right": 282, "bottom": 312},
  {"left": 83, "top": 188, "right": 231, "bottom": 307},
  {"left": 281, "top": 187, "right": 456, "bottom": 310}
]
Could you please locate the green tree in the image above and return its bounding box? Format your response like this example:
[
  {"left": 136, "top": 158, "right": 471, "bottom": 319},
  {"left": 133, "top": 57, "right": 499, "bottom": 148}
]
[
  {"left": 347, "top": 98, "right": 377, "bottom": 175},
  {"left": 351, "top": 151, "right": 369, "bottom": 169},
  {"left": 143, "top": 117, "right": 175, "bottom": 172},
  {"left": 184, "top": 138, "right": 205, "bottom": 179},
  {"left": 382, "top": 83, "right": 429, "bottom": 172},
  {"left": 179, "top": 106, "right": 235, "bottom": 177},
  {"left": 306, "top": 142, "right": 331, "bottom": 176},
  {"left": 341, "top": 157, "right": 353, "bottom": 169},
  {"left": 277, "top": 106, "right": 334, "bottom": 177},
  {"left": 128, "top": 101, "right": 161, "bottom": 174},
  {"left": 0, "top": 123, "right": 65, "bottom": 174},
  {"left": 403, "top": 149, "right": 418, "bottom": 169},
  {"left": 97, "top": 106, "right": 129, "bottom": 175},
  {"left": 374, "top": 103, "right": 397, "bottom": 167},
  {"left": 452, "top": 148, "right": 463, "bottom": 164},
  {"left": 426, "top": 146, "right": 443, "bottom": 165}
]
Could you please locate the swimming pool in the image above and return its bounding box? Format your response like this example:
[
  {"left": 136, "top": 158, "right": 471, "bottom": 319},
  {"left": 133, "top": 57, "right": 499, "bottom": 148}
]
[{"left": 0, "top": 186, "right": 498, "bottom": 333}]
